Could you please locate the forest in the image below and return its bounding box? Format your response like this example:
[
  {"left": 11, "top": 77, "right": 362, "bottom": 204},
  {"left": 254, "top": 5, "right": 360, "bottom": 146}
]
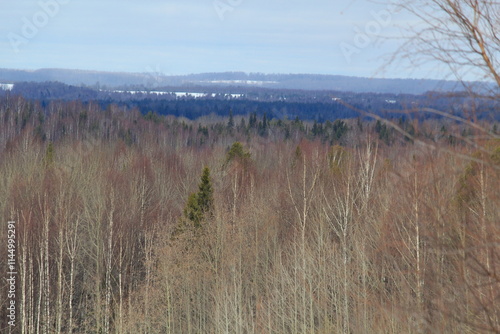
[
  {"left": 4, "top": 81, "right": 500, "bottom": 122},
  {"left": 0, "top": 94, "right": 498, "bottom": 333}
]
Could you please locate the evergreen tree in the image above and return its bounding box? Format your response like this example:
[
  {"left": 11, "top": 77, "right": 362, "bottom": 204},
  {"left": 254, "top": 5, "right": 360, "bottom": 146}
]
[
  {"left": 183, "top": 166, "right": 214, "bottom": 229},
  {"left": 44, "top": 142, "right": 54, "bottom": 167},
  {"left": 249, "top": 112, "right": 257, "bottom": 128},
  {"left": 262, "top": 112, "right": 268, "bottom": 130},
  {"left": 197, "top": 166, "right": 214, "bottom": 216},
  {"left": 225, "top": 142, "right": 251, "bottom": 167},
  {"left": 239, "top": 118, "right": 246, "bottom": 131},
  {"left": 375, "top": 120, "right": 382, "bottom": 134},
  {"left": 332, "top": 120, "right": 347, "bottom": 141},
  {"left": 227, "top": 110, "right": 234, "bottom": 130},
  {"left": 184, "top": 193, "right": 203, "bottom": 228},
  {"left": 357, "top": 117, "right": 363, "bottom": 132},
  {"left": 258, "top": 113, "right": 268, "bottom": 136},
  {"left": 312, "top": 120, "right": 319, "bottom": 137}
]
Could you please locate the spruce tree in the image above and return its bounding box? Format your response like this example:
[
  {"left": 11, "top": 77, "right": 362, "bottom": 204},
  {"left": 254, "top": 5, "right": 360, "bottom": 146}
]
[
  {"left": 225, "top": 142, "right": 251, "bottom": 166},
  {"left": 44, "top": 142, "right": 54, "bottom": 167},
  {"left": 182, "top": 166, "right": 214, "bottom": 229},
  {"left": 227, "top": 110, "right": 234, "bottom": 130},
  {"left": 184, "top": 193, "right": 203, "bottom": 228},
  {"left": 197, "top": 166, "right": 214, "bottom": 216},
  {"left": 249, "top": 112, "right": 257, "bottom": 128}
]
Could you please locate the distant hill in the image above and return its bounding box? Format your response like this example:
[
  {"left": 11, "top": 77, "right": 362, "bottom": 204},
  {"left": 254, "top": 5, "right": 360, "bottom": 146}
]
[{"left": 0, "top": 68, "right": 478, "bottom": 95}]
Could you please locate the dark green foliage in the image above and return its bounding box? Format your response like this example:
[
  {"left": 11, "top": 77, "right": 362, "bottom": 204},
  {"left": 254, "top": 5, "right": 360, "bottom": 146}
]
[
  {"left": 184, "top": 193, "right": 203, "bottom": 228},
  {"left": 448, "top": 134, "right": 456, "bottom": 145},
  {"left": 227, "top": 110, "right": 234, "bottom": 129},
  {"left": 79, "top": 110, "right": 88, "bottom": 122},
  {"left": 119, "top": 128, "right": 134, "bottom": 146},
  {"left": 183, "top": 167, "right": 214, "bottom": 228},
  {"left": 249, "top": 112, "right": 258, "bottom": 128},
  {"left": 492, "top": 145, "right": 500, "bottom": 165},
  {"left": 357, "top": 117, "right": 363, "bottom": 132},
  {"left": 332, "top": 120, "right": 348, "bottom": 141},
  {"left": 312, "top": 121, "right": 323, "bottom": 137},
  {"left": 44, "top": 142, "right": 54, "bottom": 167},
  {"left": 375, "top": 120, "right": 391, "bottom": 144},
  {"left": 399, "top": 117, "right": 415, "bottom": 142},
  {"left": 197, "top": 167, "right": 214, "bottom": 216},
  {"left": 311, "top": 119, "right": 348, "bottom": 143},
  {"left": 455, "top": 162, "right": 478, "bottom": 209},
  {"left": 34, "top": 125, "right": 46, "bottom": 141},
  {"left": 291, "top": 145, "right": 302, "bottom": 168},
  {"left": 404, "top": 124, "right": 415, "bottom": 142},
  {"left": 239, "top": 118, "right": 246, "bottom": 131},
  {"left": 225, "top": 142, "right": 251, "bottom": 167},
  {"left": 144, "top": 111, "right": 161, "bottom": 124},
  {"left": 37, "top": 111, "right": 45, "bottom": 124},
  {"left": 292, "top": 116, "right": 305, "bottom": 132},
  {"left": 260, "top": 113, "right": 268, "bottom": 134},
  {"left": 375, "top": 120, "right": 382, "bottom": 134},
  {"left": 198, "top": 124, "right": 209, "bottom": 137}
]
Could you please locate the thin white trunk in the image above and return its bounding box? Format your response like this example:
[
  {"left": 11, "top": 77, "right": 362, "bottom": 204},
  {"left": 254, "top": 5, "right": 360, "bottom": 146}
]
[
  {"left": 66, "top": 218, "right": 79, "bottom": 334},
  {"left": 414, "top": 172, "right": 424, "bottom": 332},
  {"left": 43, "top": 200, "right": 50, "bottom": 334},
  {"left": 56, "top": 225, "right": 64, "bottom": 334},
  {"left": 144, "top": 232, "right": 153, "bottom": 334},
  {"left": 20, "top": 243, "right": 27, "bottom": 334},
  {"left": 104, "top": 203, "right": 114, "bottom": 334},
  {"left": 19, "top": 211, "right": 28, "bottom": 334},
  {"left": 232, "top": 172, "right": 238, "bottom": 226},
  {"left": 36, "top": 253, "right": 42, "bottom": 334},
  {"left": 118, "top": 240, "right": 124, "bottom": 334},
  {"left": 28, "top": 253, "right": 34, "bottom": 334},
  {"left": 68, "top": 252, "right": 75, "bottom": 333}
]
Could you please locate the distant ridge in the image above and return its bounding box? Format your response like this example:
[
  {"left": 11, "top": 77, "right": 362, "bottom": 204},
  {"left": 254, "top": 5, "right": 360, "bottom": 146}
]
[{"left": 0, "top": 68, "right": 474, "bottom": 94}]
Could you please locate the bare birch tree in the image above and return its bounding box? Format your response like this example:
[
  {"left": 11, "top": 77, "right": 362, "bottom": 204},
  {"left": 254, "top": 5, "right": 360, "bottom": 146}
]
[{"left": 393, "top": 0, "right": 500, "bottom": 93}]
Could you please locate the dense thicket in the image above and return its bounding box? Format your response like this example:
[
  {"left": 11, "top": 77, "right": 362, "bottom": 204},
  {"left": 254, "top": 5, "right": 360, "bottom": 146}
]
[{"left": 0, "top": 96, "right": 499, "bottom": 333}]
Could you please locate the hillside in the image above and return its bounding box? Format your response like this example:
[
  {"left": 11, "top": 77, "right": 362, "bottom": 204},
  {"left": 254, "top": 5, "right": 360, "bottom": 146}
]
[{"left": 0, "top": 68, "right": 473, "bottom": 94}]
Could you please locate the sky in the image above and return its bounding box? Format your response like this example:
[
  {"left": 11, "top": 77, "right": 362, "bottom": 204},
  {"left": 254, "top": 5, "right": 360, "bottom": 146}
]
[{"left": 0, "top": 0, "right": 439, "bottom": 79}]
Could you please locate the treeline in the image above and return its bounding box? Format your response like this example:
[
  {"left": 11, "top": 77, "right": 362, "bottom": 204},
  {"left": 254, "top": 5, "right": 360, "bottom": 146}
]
[
  {"left": 3, "top": 82, "right": 500, "bottom": 122},
  {"left": 0, "top": 96, "right": 499, "bottom": 333},
  {"left": 0, "top": 95, "right": 495, "bottom": 149}
]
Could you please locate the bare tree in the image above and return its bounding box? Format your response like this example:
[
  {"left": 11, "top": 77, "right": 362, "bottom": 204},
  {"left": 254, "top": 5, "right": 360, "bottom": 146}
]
[{"left": 393, "top": 0, "right": 500, "bottom": 94}]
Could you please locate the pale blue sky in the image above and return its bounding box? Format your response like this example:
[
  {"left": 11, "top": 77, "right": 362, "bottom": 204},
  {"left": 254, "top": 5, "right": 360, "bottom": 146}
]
[{"left": 0, "top": 0, "right": 435, "bottom": 79}]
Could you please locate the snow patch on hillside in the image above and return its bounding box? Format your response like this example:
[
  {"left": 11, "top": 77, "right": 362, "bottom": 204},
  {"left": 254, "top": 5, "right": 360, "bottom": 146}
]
[{"left": 0, "top": 84, "right": 14, "bottom": 91}]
